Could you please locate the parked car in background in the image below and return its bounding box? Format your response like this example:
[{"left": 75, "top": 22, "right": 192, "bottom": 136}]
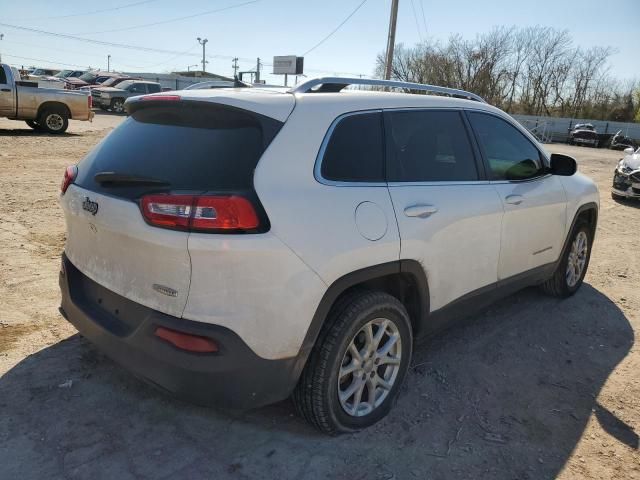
[
  {"left": 91, "top": 80, "right": 161, "bottom": 113},
  {"left": 0, "top": 63, "right": 93, "bottom": 133},
  {"left": 58, "top": 77, "right": 599, "bottom": 434},
  {"left": 66, "top": 71, "right": 118, "bottom": 90},
  {"left": 568, "top": 123, "right": 599, "bottom": 147},
  {"left": 35, "top": 69, "right": 87, "bottom": 90},
  {"left": 612, "top": 147, "right": 640, "bottom": 200},
  {"left": 609, "top": 130, "right": 636, "bottom": 151},
  {"left": 25, "top": 68, "right": 60, "bottom": 78},
  {"left": 183, "top": 80, "right": 238, "bottom": 90}
]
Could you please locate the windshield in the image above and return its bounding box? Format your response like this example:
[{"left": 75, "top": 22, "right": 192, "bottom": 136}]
[
  {"left": 79, "top": 72, "right": 97, "bottom": 82},
  {"left": 115, "top": 80, "right": 135, "bottom": 90},
  {"left": 54, "top": 70, "right": 73, "bottom": 78}
]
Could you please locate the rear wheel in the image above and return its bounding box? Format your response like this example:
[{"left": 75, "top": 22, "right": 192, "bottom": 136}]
[
  {"left": 38, "top": 109, "right": 69, "bottom": 134},
  {"left": 293, "top": 291, "right": 413, "bottom": 435},
  {"left": 541, "top": 222, "right": 591, "bottom": 298}
]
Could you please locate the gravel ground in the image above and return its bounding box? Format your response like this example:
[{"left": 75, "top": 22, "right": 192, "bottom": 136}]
[{"left": 0, "top": 113, "right": 638, "bottom": 479}]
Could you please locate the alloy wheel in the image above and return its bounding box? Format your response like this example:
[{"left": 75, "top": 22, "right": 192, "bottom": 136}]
[
  {"left": 338, "top": 318, "right": 402, "bottom": 417},
  {"left": 566, "top": 230, "right": 588, "bottom": 287}
]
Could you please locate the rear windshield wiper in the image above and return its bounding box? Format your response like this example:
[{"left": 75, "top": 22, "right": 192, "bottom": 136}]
[{"left": 94, "top": 172, "right": 170, "bottom": 186}]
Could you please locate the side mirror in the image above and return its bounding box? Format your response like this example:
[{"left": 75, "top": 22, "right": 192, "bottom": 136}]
[
  {"left": 549, "top": 153, "right": 577, "bottom": 176},
  {"left": 623, "top": 147, "right": 634, "bottom": 156}
]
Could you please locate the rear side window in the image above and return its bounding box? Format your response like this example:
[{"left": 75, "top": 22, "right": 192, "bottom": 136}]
[
  {"left": 147, "top": 84, "right": 161, "bottom": 93},
  {"left": 468, "top": 112, "right": 545, "bottom": 181},
  {"left": 387, "top": 110, "right": 478, "bottom": 182},
  {"left": 75, "top": 102, "right": 282, "bottom": 199},
  {"left": 320, "top": 112, "right": 384, "bottom": 182}
]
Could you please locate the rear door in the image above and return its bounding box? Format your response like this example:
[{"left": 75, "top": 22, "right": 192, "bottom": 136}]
[
  {"left": 385, "top": 109, "right": 504, "bottom": 312},
  {"left": 466, "top": 111, "right": 567, "bottom": 280},
  {"left": 61, "top": 100, "right": 284, "bottom": 318}
]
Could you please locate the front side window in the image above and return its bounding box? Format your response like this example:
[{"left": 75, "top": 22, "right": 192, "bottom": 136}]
[
  {"left": 386, "top": 110, "right": 478, "bottom": 182},
  {"left": 129, "top": 84, "right": 147, "bottom": 94},
  {"left": 147, "top": 84, "right": 161, "bottom": 93},
  {"left": 0, "top": 68, "right": 7, "bottom": 85},
  {"left": 468, "top": 112, "right": 545, "bottom": 181},
  {"left": 320, "top": 112, "right": 384, "bottom": 182}
]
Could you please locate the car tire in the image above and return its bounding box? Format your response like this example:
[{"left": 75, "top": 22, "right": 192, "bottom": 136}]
[
  {"left": 38, "top": 109, "right": 69, "bottom": 134},
  {"left": 110, "top": 98, "right": 125, "bottom": 114},
  {"left": 293, "top": 290, "right": 413, "bottom": 435},
  {"left": 25, "top": 120, "right": 41, "bottom": 130},
  {"left": 540, "top": 222, "right": 592, "bottom": 298}
]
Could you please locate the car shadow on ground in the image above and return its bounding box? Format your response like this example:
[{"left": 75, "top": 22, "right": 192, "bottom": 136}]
[
  {"left": 91, "top": 109, "right": 125, "bottom": 117},
  {"left": 0, "top": 284, "right": 634, "bottom": 479},
  {"left": 612, "top": 197, "right": 640, "bottom": 209},
  {"left": 0, "top": 128, "right": 81, "bottom": 137}
]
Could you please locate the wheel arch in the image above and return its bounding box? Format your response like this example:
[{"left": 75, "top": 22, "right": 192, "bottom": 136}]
[
  {"left": 37, "top": 101, "right": 72, "bottom": 120},
  {"left": 291, "top": 260, "right": 429, "bottom": 383},
  {"left": 559, "top": 202, "right": 598, "bottom": 263}
]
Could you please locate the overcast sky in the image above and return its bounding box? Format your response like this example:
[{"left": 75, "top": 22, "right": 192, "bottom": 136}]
[{"left": 1, "top": 0, "right": 638, "bottom": 85}]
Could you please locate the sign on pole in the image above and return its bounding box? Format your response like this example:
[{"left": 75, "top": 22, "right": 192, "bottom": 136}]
[{"left": 273, "top": 56, "right": 304, "bottom": 75}]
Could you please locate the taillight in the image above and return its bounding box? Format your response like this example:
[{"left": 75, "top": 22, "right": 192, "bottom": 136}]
[
  {"left": 140, "top": 194, "right": 260, "bottom": 232},
  {"left": 88, "top": 94, "right": 92, "bottom": 109},
  {"left": 61, "top": 165, "right": 77, "bottom": 194}
]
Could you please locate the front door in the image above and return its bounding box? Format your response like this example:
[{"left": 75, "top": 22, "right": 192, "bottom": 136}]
[
  {"left": 466, "top": 111, "right": 567, "bottom": 280},
  {"left": 385, "top": 109, "right": 504, "bottom": 312},
  {"left": 0, "top": 67, "right": 15, "bottom": 117}
]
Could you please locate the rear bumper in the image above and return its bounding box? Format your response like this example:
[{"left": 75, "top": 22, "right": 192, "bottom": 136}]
[{"left": 59, "top": 253, "right": 299, "bottom": 409}]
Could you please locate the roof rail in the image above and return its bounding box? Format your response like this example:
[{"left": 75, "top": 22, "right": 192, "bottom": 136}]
[{"left": 288, "top": 77, "right": 486, "bottom": 103}]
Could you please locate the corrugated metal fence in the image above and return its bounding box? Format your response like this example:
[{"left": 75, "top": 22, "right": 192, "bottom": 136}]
[{"left": 512, "top": 114, "right": 640, "bottom": 144}]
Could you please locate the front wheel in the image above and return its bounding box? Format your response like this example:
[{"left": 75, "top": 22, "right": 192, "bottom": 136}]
[
  {"left": 541, "top": 222, "right": 591, "bottom": 297},
  {"left": 293, "top": 291, "right": 413, "bottom": 435}
]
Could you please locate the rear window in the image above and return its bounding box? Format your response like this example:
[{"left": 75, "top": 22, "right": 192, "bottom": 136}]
[{"left": 75, "top": 102, "right": 282, "bottom": 199}]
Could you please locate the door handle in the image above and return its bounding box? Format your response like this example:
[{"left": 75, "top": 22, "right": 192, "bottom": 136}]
[
  {"left": 0, "top": 88, "right": 10, "bottom": 92},
  {"left": 505, "top": 194, "right": 524, "bottom": 205},
  {"left": 404, "top": 204, "right": 438, "bottom": 218}
]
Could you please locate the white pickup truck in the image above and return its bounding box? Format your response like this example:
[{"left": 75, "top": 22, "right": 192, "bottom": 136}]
[{"left": 0, "top": 64, "right": 93, "bottom": 133}]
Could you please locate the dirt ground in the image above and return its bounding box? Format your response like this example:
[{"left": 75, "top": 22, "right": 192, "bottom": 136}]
[{"left": 0, "top": 113, "right": 638, "bottom": 480}]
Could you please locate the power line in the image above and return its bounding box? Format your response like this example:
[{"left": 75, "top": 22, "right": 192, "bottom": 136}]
[
  {"left": 409, "top": 0, "right": 423, "bottom": 41},
  {"left": 0, "top": 22, "right": 371, "bottom": 78},
  {"left": 6, "top": 1, "right": 159, "bottom": 21},
  {"left": 302, "top": 0, "right": 369, "bottom": 57},
  {"left": 3, "top": 53, "right": 95, "bottom": 69},
  {"left": 0, "top": 22, "right": 206, "bottom": 56},
  {"left": 75, "top": 0, "right": 260, "bottom": 35},
  {"left": 419, "top": 0, "right": 428, "bottom": 38}
]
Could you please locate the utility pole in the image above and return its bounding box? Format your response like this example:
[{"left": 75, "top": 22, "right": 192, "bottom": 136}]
[
  {"left": 197, "top": 37, "right": 208, "bottom": 73},
  {"left": 107, "top": 54, "right": 111, "bottom": 72},
  {"left": 232, "top": 57, "right": 239, "bottom": 79},
  {"left": 0, "top": 33, "right": 4, "bottom": 64},
  {"left": 384, "top": 0, "right": 399, "bottom": 80},
  {"left": 255, "top": 57, "right": 261, "bottom": 83}
]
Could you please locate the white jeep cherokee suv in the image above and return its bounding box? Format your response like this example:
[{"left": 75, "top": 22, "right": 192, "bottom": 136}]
[{"left": 59, "top": 78, "right": 599, "bottom": 434}]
